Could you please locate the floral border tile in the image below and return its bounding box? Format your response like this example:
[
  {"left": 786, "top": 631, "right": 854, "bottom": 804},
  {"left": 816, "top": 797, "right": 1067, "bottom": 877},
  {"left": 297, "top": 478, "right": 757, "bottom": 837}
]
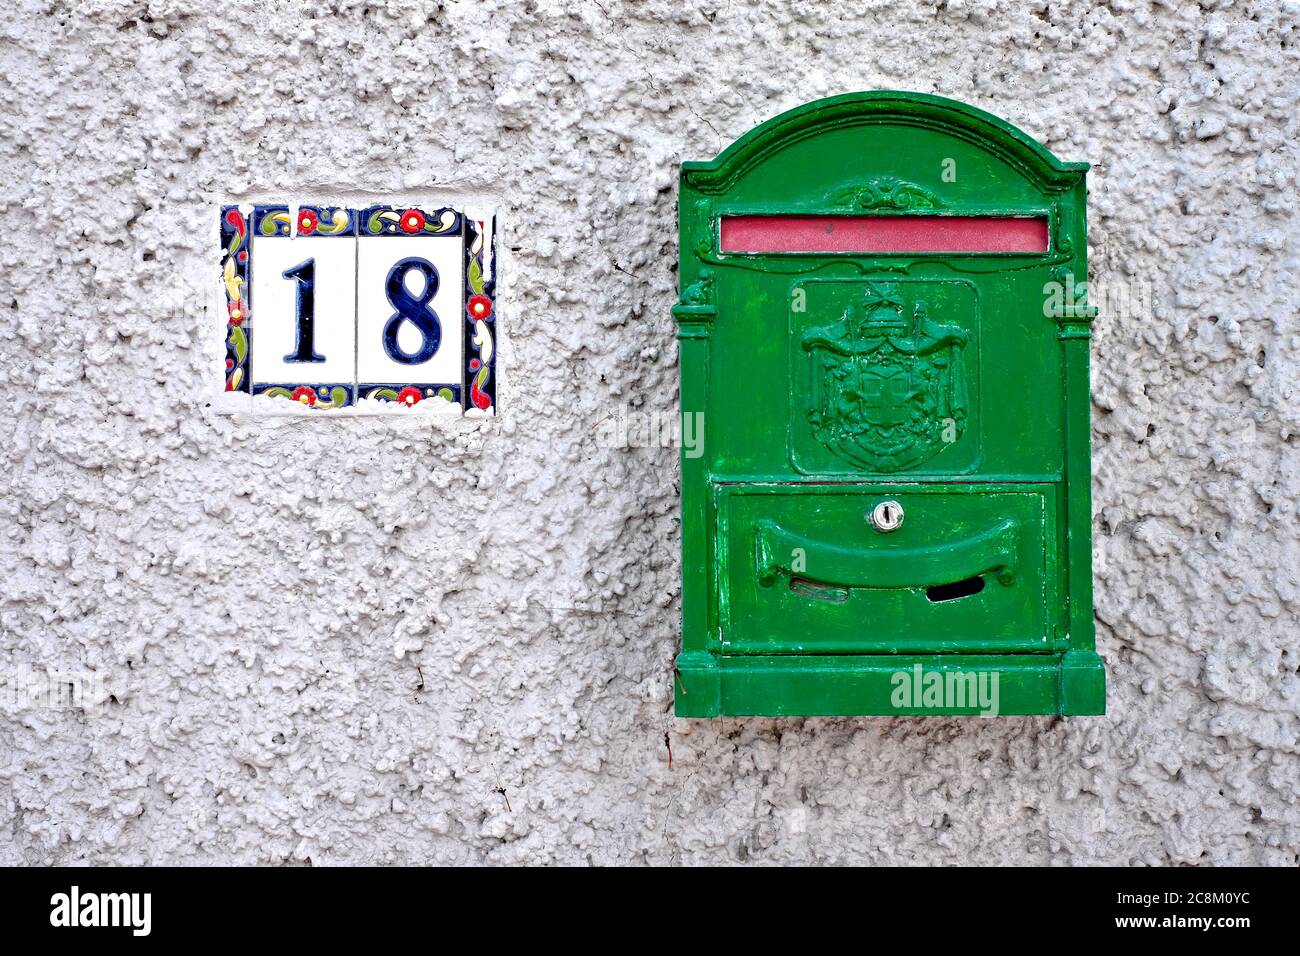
[
  {"left": 220, "top": 206, "right": 252, "bottom": 394},
  {"left": 357, "top": 204, "right": 462, "bottom": 237},
  {"left": 252, "top": 204, "right": 292, "bottom": 238},
  {"left": 464, "top": 213, "right": 497, "bottom": 413},
  {"left": 359, "top": 384, "right": 460, "bottom": 408},
  {"left": 291, "top": 205, "right": 355, "bottom": 237},
  {"left": 253, "top": 383, "right": 355, "bottom": 409},
  {"left": 254, "top": 204, "right": 356, "bottom": 238}
]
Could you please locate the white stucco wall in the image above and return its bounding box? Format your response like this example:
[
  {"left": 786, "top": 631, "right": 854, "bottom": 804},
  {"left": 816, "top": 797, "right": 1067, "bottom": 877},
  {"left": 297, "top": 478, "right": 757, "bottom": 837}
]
[{"left": 1, "top": 0, "right": 1298, "bottom": 865}]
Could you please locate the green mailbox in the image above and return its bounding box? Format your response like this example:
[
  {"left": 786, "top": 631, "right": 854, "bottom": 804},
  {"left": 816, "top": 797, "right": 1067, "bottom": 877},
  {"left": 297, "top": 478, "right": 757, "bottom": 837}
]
[{"left": 673, "top": 91, "right": 1105, "bottom": 717}]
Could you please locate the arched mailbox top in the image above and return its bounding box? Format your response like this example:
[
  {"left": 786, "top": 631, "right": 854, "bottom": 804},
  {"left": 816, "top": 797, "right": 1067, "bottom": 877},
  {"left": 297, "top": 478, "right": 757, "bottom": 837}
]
[{"left": 682, "top": 90, "right": 1088, "bottom": 197}]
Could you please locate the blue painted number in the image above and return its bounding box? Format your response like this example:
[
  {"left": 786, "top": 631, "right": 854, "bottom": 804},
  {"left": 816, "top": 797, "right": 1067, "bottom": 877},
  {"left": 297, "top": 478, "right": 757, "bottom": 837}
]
[
  {"left": 282, "top": 258, "right": 325, "bottom": 363},
  {"left": 383, "top": 257, "right": 441, "bottom": 365}
]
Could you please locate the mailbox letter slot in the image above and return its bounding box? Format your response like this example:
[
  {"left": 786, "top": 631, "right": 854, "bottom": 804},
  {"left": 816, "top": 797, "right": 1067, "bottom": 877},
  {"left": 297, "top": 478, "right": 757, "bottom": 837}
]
[
  {"left": 720, "top": 215, "right": 1050, "bottom": 254},
  {"left": 754, "top": 517, "right": 1019, "bottom": 590}
]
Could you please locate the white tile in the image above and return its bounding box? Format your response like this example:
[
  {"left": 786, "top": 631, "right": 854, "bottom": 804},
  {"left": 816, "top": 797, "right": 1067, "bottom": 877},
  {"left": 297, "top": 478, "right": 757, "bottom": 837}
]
[
  {"left": 249, "top": 235, "right": 357, "bottom": 387},
  {"left": 356, "top": 234, "right": 464, "bottom": 389}
]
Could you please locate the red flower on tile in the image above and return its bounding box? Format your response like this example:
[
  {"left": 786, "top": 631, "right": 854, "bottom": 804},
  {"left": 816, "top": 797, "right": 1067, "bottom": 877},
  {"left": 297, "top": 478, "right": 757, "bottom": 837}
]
[
  {"left": 467, "top": 294, "right": 493, "bottom": 320},
  {"left": 399, "top": 209, "right": 426, "bottom": 234},
  {"left": 297, "top": 209, "right": 319, "bottom": 235},
  {"left": 227, "top": 300, "right": 248, "bottom": 325},
  {"left": 396, "top": 386, "right": 422, "bottom": 407},
  {"left": 291, "top": 386, "right": 317, "bottom": 406},
  {"left": 223, "top": 208, "right": 246, "bottom": 238}
]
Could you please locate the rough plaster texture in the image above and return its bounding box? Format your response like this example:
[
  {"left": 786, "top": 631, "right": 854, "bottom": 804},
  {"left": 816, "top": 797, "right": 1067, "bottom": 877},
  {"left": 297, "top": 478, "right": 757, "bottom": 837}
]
[{"left": 1, "top": 0, "right": 1298, "bottom": 866}]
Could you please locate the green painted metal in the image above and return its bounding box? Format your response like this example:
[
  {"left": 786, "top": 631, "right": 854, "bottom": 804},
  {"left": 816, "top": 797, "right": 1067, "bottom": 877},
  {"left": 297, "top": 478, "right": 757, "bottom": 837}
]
[{"left": 673, "top": 91, "right": 1105, "bottom": 717}]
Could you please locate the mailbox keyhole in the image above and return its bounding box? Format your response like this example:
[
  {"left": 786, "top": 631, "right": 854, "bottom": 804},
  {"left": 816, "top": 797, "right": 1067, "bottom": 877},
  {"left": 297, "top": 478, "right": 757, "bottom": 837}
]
[
  {"left": 868, "top": 500, "right": 904, "bottom": 533},
  {"left": 926, "top": 575, "right": 986, "bottom": 603}
]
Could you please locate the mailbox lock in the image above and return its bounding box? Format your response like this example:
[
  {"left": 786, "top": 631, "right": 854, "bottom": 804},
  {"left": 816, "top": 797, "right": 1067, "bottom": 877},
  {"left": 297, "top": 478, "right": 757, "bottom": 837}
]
[{"left": 869, "top": 500, "right": 905, "bottom": 533}]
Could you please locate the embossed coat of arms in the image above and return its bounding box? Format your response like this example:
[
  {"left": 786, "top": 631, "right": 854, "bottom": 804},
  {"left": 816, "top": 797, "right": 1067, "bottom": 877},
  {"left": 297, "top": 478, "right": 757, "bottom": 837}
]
[{"left": 801, "top": 282, "right": 969, "bottom": 472}]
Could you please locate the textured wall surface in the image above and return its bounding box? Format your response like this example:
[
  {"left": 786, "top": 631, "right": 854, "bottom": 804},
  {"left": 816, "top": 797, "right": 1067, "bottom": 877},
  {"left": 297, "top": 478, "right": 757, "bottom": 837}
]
[{"left": 1, "top": 0, "right": 1298, "bottom": 865}]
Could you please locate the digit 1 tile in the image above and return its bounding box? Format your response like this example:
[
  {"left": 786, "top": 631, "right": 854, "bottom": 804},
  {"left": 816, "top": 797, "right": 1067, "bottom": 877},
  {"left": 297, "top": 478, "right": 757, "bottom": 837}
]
[
  {"left": 248, "top": 205, "right": 357, "bottom": 410},
  {"left": 355, "top": 205, "right": 465, "bottom": 410}
]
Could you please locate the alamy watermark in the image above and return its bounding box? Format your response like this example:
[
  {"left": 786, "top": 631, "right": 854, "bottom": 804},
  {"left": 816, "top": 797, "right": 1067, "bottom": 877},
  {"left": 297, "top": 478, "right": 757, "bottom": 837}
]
[
  {"left": 50, "top": 886, "right": 151, "bottom": 936},
  {"left": 1043, "top": 273, "right": 1154, "bottom": 321},
  {"left": 1, "top": 663, "right": 106, "bottom": 714},
  {"left": 890, "top": 664, "right": 1000, "bottom": 717},
  {"left": 595, "top": 406, "right": 704, "bottom": 459}
]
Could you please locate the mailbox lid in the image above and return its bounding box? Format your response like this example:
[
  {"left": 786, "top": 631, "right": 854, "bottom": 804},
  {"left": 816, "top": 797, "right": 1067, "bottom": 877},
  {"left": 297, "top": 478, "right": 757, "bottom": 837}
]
[
  {"left": 716, "top": 482, "right": 1060, "bottom": 654},
  {"left": 679, "top": 91, "right": 1090, "bottom": 483}
]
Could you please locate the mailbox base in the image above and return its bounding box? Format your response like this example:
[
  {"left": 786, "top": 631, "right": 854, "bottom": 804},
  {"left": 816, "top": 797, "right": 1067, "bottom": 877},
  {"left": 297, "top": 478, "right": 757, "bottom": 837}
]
[{"left": 674, "top": 650, "right": 1105, "bottom": 717}]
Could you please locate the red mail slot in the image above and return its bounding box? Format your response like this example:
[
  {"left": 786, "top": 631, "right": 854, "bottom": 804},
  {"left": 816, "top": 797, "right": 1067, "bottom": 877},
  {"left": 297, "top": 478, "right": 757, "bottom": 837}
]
[{"left": 719, "top": 215, "right": 1049, "bottom": 254}]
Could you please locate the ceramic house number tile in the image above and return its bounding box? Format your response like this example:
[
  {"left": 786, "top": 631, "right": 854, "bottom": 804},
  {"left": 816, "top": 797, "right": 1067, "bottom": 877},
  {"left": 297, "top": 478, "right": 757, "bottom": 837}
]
[
  {"left": 356, "top": 205, "right": 465, "bottom": 407},
  {"left": 220, "top": 203, "right": 497, "bottom": 414},
  {"left": 248, "top": 205, "right": 357, "bottom": 409}
]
